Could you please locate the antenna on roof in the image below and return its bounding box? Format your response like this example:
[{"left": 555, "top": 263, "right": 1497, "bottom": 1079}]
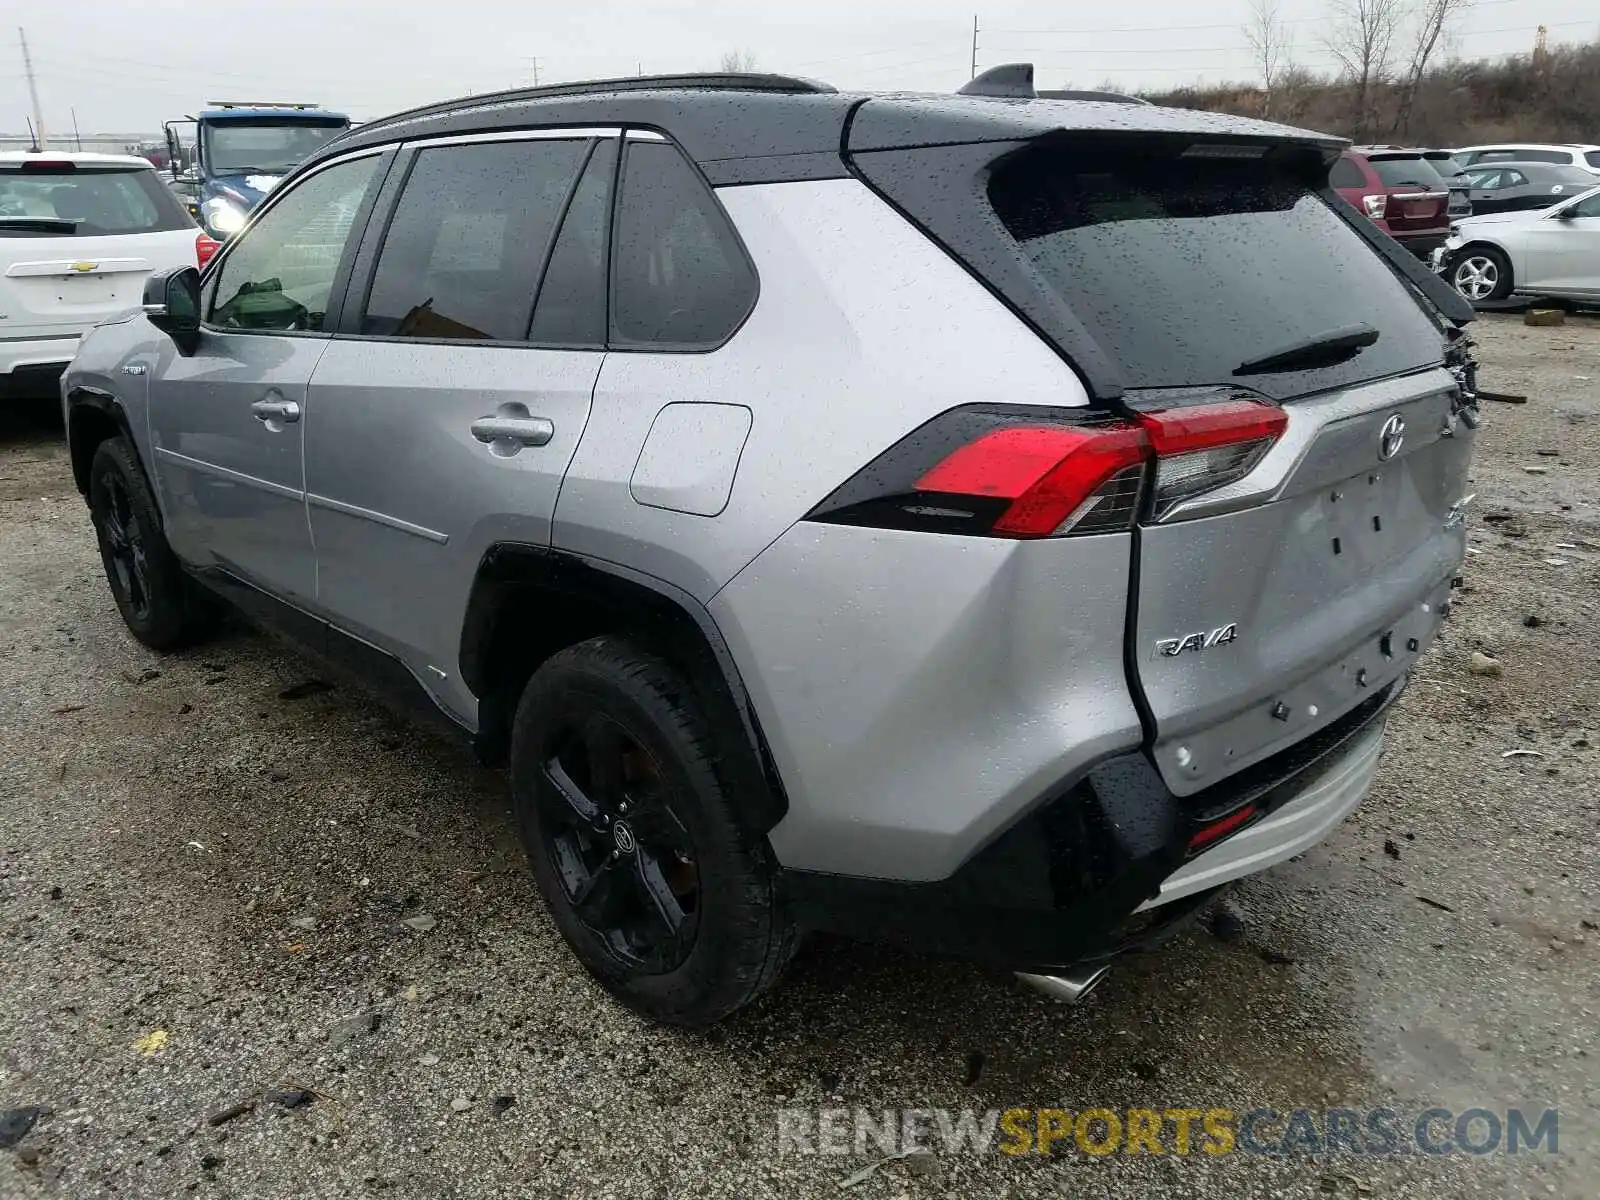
[
  {"left": 24, "top": 114, "right": 40, "bottom": 153},
  {"left": 958, "top": 62, "right": 1035, "bottom": 99}
]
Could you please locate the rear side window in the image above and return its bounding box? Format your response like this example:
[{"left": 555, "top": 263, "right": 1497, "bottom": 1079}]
[
  {"left": 361, "top": 139, "right": 587, "bottom": 341},
  {"left": 987, "top": 144, "right": 1444, "bottom": 397},
  {"left": 1328, "top": 157, "right": 1365, "bottom": 189},
  {"left": 1588, "top": 151, "right": 1600, "bottom": 169},
  {"left": 610, "top": 140, "right": 756, "bottom": 348},
  {"left": 1368, "top": 156, "right": 1442, "bottom": 187},
  {"left": 529, "top": 139, "right": 616, "bottom": 347},
  {"left": 0, "top": 165, "right": 190, "bottom": 236},
  {"left": 1482, "top": 148, "right": 1565, "bottom": 165}
]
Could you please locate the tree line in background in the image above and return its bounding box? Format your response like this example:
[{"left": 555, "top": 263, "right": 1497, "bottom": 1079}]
[{"left": 1148, "top": 0, "right": 1600, "bottom": 147}]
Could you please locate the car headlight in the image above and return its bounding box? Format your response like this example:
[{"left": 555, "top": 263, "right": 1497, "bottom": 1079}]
[{"left": 201, "top": 196, "right": 247, "bottom": 236}]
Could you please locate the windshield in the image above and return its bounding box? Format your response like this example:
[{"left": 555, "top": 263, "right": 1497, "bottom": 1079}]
[
  {"left": 987, "top": 145, "right": 1444, "bottom": 397},
  {"left": 0, "top": 165, "right": 191, "bottom": 236},
  {"left": 1368, "top": 156, "right": 1444, "bottom": 188},
  {"left": 204, "top": 119, "right": 346, "bottom": 175}
]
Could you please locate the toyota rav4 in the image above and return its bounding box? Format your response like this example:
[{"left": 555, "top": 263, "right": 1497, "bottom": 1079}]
[{"left": 61, "top": 68, "right": 1481, "bottom": 1026}]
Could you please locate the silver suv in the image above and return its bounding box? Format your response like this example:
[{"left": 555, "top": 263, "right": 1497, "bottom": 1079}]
[{"left": 61, "top": 69, "right": 1481, "bottom": 1026}]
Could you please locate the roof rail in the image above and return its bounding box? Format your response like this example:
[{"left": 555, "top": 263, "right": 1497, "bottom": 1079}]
[
  {"left": 357, "top": 72, "right": 836, "bottom": 136},
  {"left": 958, "top": 63, "right": 1035, "bottom": 99},
  {"left": 206, "top": 100, "right": 324, "bottom": 109}
]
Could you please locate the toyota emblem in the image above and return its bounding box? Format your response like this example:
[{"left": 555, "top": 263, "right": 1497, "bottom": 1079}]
[{"left": 1378, "top": 414, "right": 1406, "bottom": 461}]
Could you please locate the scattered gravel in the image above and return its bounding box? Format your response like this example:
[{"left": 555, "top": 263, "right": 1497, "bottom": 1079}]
[{"left": 1, "top": 314, "right": 1596, "bottom": 1198}]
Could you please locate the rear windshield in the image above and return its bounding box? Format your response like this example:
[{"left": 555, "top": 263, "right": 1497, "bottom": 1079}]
[
  {"left": 988, "top": 145, "right": 1444, "bottom": 397},
  {"left": 1367, "top": 156, "right": 1444, "bottom": 188},
  {"left": 1422, "top": 153, "right": 1466, "bottom": 180},
  {"left": 0, "top": 164, "right": 192, "bottom": 236}
]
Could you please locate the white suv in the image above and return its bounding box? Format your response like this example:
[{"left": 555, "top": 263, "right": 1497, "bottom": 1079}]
[{"left": 1, "top": 152, "right": 216, "bottom": 396}]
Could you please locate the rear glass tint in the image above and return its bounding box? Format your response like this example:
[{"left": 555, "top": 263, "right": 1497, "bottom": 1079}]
[
  {"left": 1367, "top": 156, "right": 1443, "bottom": 187},
  {"left": 1587, "top": 151, "right": 1600, "bottom": 169},
  {"left": 987, "top": 145, "right": 1444, "bottom": 396},
  {"left": 0, "top": 165, "right": 191, "bottom": 236},
  {"left": 1329, "top": 157, "right": 1365, "bottom": 188}
]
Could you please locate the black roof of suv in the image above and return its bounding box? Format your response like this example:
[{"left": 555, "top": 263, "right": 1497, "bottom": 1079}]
[{"left": 315, "top": 71, "right": 1342, "bottom": 187}]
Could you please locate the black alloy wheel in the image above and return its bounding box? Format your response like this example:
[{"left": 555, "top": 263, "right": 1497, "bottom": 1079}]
[{"left": 538, "top": 713, "right": 701, "bottom": 972}]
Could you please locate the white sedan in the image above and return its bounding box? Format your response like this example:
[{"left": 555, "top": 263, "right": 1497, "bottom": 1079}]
[{"left": 1438, "top": 183, "right": 1600, "bottom": 304}]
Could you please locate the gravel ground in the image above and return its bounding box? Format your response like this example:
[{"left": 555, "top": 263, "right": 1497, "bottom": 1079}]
[{"left": 1, "top": 314, "right": 1597, "bottom": 1199}]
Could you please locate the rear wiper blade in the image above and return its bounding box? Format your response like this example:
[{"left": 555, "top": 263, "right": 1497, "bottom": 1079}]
[
  {"left": 0, "top": 216, "right": 79, "bottom": 234},
  {"left": 1234, "top": 324, "right": 1380, "bottom": 376}
]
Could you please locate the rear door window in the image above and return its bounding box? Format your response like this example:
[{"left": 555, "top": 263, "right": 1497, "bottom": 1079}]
[
  {"left": 987, "top": 144, "right": 1444, "bottom": 399},
  {"left": 528, "top": 139, "right": 616, "bottom": 347},
  {"left": 0, "top": 164, "right": 190, "bottom": 236},
  {"left": 1587, "top": 151, "right": 1600, "bottom": 169},
  {"left": 360, "top": 139, "right": 587, "bottom": 341},
  {"left": 609, "top": 139, "right": 756, "bottom": 348}
]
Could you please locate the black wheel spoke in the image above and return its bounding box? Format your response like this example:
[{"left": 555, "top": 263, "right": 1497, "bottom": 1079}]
[
  {"left": 543, "top": 757, "right": 607, "bottom": 833},
  {"left": 631, "top": 848, "right": 687, "bottom": 935}
]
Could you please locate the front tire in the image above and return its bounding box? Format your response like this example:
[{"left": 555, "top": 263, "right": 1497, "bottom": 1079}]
[
  {"left": 1450, "top": 245, "right": 1515, "bottom": 303},
  {"left": 88, "top": 437, "right": 216, "bottom": 650},
  {"left": 510, "top": 637, "right": 796, "bottom": 1026}
]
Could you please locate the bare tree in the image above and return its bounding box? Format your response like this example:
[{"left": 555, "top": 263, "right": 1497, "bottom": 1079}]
[
  {"left": 1244, "top": 0, "right": 1294, "bottom": 119},
  {"left": 1393, "top": 0, "right": 1471, "bottom": 137},
  {"left": 1323, "top": 0, "right": 1406, "bottom": 141},
  {"left": 719, "top": 50, "right": 758, "bottom": 73}
]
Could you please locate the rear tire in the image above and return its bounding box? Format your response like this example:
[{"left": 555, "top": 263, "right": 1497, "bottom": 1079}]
[
  {"left": 1449, "top": 245, "right": 1514, "bottom": 303},
  {"left": 510, "top": 636, "right": 797, "bottom": 1026},
  {"left": 88, "top": 437, "right": 217, "bottom": 650}
]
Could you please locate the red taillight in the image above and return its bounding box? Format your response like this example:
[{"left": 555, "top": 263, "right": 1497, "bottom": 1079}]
[
  {"left": 1188, "top": 803, "right": 1258, "bottom": 852},
  {"left": 806, "top": 398, "right": 1287, "bottom": 539},
  {"left": 1136, "top": 399, "right": 1287, "bottom": 522},
  {"left": 915, "top": 424, "right": 1147, "bottom": 537},
  {"left": 195, "top": 232, "right": 220, "bottom": 269}
]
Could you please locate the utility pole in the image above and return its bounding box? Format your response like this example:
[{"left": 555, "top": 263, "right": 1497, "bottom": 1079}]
[
  {"left": 527, "top": 56, "right": 540, "bottom": 86},
  {"left": 970, "top": 15, "right": 979, "bottom": 81},
  {"left": 19, "top": 27, "right": 46, "bottom": 149}
]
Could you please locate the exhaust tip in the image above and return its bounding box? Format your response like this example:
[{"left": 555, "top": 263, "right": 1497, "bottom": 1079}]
[{"left": 1016, "top": 965, "right": 1111, "bottom": 1004}]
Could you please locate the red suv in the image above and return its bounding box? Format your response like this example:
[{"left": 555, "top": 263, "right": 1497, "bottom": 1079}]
[{"left": 1331, "top": 148, "right": 1451, "bottom": 257}]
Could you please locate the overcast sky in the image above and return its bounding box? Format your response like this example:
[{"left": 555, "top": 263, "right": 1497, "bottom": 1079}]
[{"left": 6, "top": 0, "right": 1598, "bottom": 135}]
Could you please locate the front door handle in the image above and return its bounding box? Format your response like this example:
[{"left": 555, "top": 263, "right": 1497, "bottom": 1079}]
[
  {"left": 470, "top": 415, "right": 554, "bottom": 448},
  {"left": 251, "top": 399, "right": 301, "bottom": 424}
]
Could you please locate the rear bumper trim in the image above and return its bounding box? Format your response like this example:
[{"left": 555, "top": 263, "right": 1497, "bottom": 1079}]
[
  {"left": 781, "top": 673, "right": 1399, "bottom": 973},
  {"left": 1138, "top": 716, "right": 1386, "bottom": 910}
]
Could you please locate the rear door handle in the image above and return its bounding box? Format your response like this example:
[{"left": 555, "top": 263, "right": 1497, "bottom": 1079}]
[
  {"left": 251, "top": 399, "right": 301, "bottom": 424},
  {"left": 470, "top": 415, "right": 554, "bottom": 447}
]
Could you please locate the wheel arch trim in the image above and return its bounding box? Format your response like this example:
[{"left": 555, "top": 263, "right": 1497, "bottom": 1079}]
[
  {"left": 65, "top": 386, "right": 140, "bottom": 498},
  {"left": 458, "top": 543, "right": 790, "bottom": 830}
]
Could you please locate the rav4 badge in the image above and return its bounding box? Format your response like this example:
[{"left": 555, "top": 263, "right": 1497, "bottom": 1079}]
[{"left": 1156, "top": 623, "right": 1239, "bottom": 658}]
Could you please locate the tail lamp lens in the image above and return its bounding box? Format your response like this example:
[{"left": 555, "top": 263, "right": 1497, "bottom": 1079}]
[
  {"left": 195, "top": 231, "right": 220, "bottom": 268},
  {"left": 1137, "top": 399, "right": 1287, "bottom": 520},
  {"left": 805, "top": 399, "right": 1286, "bottom": 539},
  {"left": 1362, "top": 193, "right": 1388, "bottom": 219}
]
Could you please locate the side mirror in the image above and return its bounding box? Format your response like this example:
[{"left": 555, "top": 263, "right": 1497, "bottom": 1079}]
[{"left": 143, "top": 266, "right": 202, "bottom": 355}]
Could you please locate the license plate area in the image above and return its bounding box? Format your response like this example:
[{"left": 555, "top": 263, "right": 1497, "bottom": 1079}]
[{"left": 1150, "top": 574, "right": 1453, "bottom": 792}]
